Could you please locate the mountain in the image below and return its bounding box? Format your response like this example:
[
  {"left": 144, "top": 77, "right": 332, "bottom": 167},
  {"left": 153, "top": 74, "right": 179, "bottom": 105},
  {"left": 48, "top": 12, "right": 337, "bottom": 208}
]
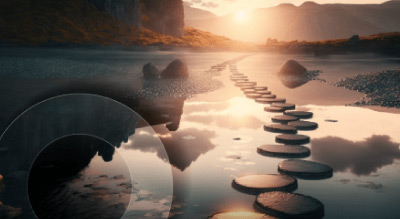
[
  {"left": 187, "top": 0, "right": 400, "bottom": 42},
  {"left": 184, "top": 4, "right": 217, "bottom": 23}
]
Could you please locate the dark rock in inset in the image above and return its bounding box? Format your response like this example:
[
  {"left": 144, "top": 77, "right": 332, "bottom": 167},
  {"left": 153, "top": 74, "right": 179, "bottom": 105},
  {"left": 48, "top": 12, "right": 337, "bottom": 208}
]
[
  {"left": 235, "top": 82, "right": 257, "bottom": 87},
  {"left": 261, "top": 94, "right": 277, "bottom": 99},
  {"left": 255, "top": 191, "right": 324, "bottom": 219},
  {"left": 232, "top": 174, "right": 297, "bottom": 194},
  {"left": 276, "top": 134, "right": 310, "bottom": 145},
  {"left": 160, "top": 59, "right": 188, "bottom": 79},
  {"left": 256, "top": 98, "right": 286, "bottom": 104},
  {"left": 209, "top": 211, "right": 277, "bottom": 219},
  {"left": 272, "top": 103, "right": 295, "bottom": 110},
  {"left": 142, "top": 63, "right": 159, "bottom": 80},
  {"left": 256, "top": 90, "right": 272, "bottom": 95},
  {"left": 288, "top": 121, "right": 318, "bottom": 130},
  {"left": 243, "top": 89, "right": 256, "bottom": 94},
  {"left": 272, "top": 115, "right": 299, "bottom": 123},
  {"left": 247, "top": 93, "right": 263, "bottom": 99},
  {"left": 278, "top": 60, "right": 307, "bottom": 78},
  {"left": 257, "top": 144, "right": 310, "bottom": 158},
  {"left": 264, "top": 124, "right": 297, "bottom": 134},
  {"left": 284, "top": 111, "right": 313, "bottom": 119},
  {"left": 264, "top": 106, "right": 286, "bottom": 113},
  {"left": 278, "top": 159, "right": 333, "bottom": 179},
  {"left": 254, "top": 86, "right": 268, "bottom": 91}
]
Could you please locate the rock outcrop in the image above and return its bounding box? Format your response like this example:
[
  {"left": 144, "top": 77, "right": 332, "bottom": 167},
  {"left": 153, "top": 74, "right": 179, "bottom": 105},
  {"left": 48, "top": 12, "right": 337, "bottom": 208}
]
[
  {"left": 278, "top": 60, "right": 307, "bottom": 77},
  {"left": 142, "top": 63, "right": 159, "bottom": 80},
  {"left": 161, "top": 59, "right": 189, "bottom": 79},
  {"left": 86, "top": 0, "right": 142, "bottom": 27}
]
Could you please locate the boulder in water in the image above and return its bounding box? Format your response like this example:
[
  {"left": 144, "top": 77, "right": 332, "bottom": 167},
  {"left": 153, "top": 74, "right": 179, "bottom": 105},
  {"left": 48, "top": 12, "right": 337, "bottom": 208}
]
[
  {"left": 161, "top": 59, "right": 189, "bottom": 79},
  {"left": 142, "top": 63, "right": 159, "bottom": 80},
  {"left": 278, "top": 60, "right": 307, "bottom": 78}
]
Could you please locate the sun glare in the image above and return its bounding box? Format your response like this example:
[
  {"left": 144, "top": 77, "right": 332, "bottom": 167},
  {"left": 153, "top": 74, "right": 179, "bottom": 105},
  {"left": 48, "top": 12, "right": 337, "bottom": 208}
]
[{"left": 235, "top": 10, "right": 247, "bottom": 22}]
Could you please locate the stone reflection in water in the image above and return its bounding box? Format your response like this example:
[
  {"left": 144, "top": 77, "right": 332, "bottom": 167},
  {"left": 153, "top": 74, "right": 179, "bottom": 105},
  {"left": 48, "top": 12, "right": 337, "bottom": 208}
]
[
  {"left": 278, "top": 60, "right": 321, "bottom": 89},
  {"left": 28, "top": 135, "right": 130, "bottom": 219},
  {"left": 311, "top": 135, "right": 400, "bottom": 175}
]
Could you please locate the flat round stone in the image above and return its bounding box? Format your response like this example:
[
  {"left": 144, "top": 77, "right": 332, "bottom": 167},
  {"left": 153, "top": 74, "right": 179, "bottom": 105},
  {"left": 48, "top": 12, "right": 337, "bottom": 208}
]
[
  {"left": 247, "top": 93, "right": 263, "bottom": 99},
  {"left": 209, "top": 211, "right": 277, "bottom": 219},
  {"left": 240, "top": 86, "right": 255, "bottom": 90},
  {"left": 278, "top": 159, "right": 333, "bottom": 179},
  {"left": 257, "top": 145, "right": 310, "bottom": 158},
  {"left": 276, "top": 134, "right": 310, "bottom": 145},
  {"left": 256, "top": 98, "right": 286, "bottom": 104},
  {"left": 254, "top": 86, "right": 269, "bottom": 91},
  {"left": 264, "top": 124, "right": 297, "bottom": 134},
  {"left": 261, "top": 94, "right": 276, "bottom": 99},
  {"left": 271, "top": 115, "right": 299, "bottom": 123},
  {"left": 232, "top": 79, "right": 249, "bottom": 82},
  {"left": 230, "top": 77, "right": 248, "bottom": 81},
  {"left": 231, "top": 73, "right": 244, "bottom": 76},
  {"left": 235, "top": 82, "right": 257, "bottom": 87},
  {"left": 284, "top": 111, "right": 313, "bottom": 119},
  {"left": 272, "top": 103, "right": 295, "bottom": 110},
  {"left": 255, "top": 191, "right": 324, "bottom": 219},
  {"left": 264, "top": 106, "right": 286, "bottom": 113},
  {"left": 256, "top": 90, "right": 272, "bottom": 95},
  {"left": 243, "top": 89, "right": 256, "bottom": 94},
  {"left": 288, "top": 121, "right": 318, "bottom": 130},
  {"left": 232, "top": 174, "right": 297, "bottom": 194}
]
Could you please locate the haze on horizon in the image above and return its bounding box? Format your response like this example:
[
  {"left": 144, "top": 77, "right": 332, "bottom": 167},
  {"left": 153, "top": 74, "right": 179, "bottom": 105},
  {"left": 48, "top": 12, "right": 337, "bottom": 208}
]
[{"left": 184, "top": 0, "right": 390, "bottom": 16}]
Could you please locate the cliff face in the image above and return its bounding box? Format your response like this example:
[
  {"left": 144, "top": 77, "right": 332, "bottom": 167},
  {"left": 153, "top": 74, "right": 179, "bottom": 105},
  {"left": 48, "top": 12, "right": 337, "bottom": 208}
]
[
  {"left": 141, "top": 0, "right": 185, "bottom": 37},
  {"left": 86, "top": 0, "right": 142, "bottom": 27}
]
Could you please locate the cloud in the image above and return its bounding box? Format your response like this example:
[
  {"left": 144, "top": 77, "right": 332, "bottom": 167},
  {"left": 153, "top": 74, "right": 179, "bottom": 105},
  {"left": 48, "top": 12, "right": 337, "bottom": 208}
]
[
  {"left": 201, "top": 2, "right": 219, "bottom": 8},
  {"left": 311, "top": 135, "right": 400, "bottom": 175}
]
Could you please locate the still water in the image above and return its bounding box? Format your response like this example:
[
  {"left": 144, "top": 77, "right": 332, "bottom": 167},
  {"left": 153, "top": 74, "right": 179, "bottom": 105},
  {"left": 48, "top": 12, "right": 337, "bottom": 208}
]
[{"left": 0, "top": 48, "right": 399, "bottom": 218}]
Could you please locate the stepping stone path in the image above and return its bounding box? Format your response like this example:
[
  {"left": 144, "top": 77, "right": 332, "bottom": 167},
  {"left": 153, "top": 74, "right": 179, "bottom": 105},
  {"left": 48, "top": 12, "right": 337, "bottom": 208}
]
[
  {"left": 207, "top": 59, "right": 330, "bottom": 219},
  {"left": 257, "top": 144, "right": 310, "bottom": 158},
  {"left": 276, "top": 134, "right": 310, "bottom": 145},
  {"left": 232, "top": 174, "right": 297, "bottom": 194},
  {"left": 278, "top": 159, "right": 333, "bottom": 179},
  {"left": 288, "top": 121, "right": 318, "bottom": 130},
  {"left": 256, "top": 98, "right": 286, "bottom": 104},
  {"left": 264, "top": 124, "right": 297, "bottom": 134},
  {"left": 271, "top": 103, "right": 295, "bottom": 110},
  {"left": 255, "top": 191, "right": 324, "bottom": 219},
  {"left": 271, "top": 115, "right": 299, "bottom": 123},
  {"left": 284, "top": 111, "right": 313, "bottom": 119},
  {"left": 264, "top": 106, "right": 285, "bottom": 113}
]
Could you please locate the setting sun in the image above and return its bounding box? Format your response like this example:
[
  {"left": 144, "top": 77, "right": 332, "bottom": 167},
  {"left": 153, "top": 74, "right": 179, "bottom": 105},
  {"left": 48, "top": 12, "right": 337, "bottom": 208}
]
[{"left": 235, "top": 10, "right": 247, "bottom": 22}]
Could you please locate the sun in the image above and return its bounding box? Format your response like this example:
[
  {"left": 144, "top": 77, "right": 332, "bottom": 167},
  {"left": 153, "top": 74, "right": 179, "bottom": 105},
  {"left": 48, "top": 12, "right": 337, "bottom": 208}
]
[{"left": 235, "top": 10, "right": 247, "bottom": 22}]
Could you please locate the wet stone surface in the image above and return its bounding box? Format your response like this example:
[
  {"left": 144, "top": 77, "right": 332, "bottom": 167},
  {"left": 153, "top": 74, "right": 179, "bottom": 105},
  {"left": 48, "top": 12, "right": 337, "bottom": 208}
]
[
  {"left": 256, "top": 98, "right": 286, "bottom": 104},
  {"left": 264, "top": 124, "right": 297, "bottom": 134},
  {"left": 243, "top": 89, "right": 256, "bottom": 94},
  {"left": 278, "top": 159, "right": 333, "bottom": 179},
  {"left": 257, "top": 144, "right": 310, "bottom": 158},
  {"left": 209, "top": 211, "right": 277, "bottom": 219},
  {"left": 255, "top": 191, "right": 324, "bottom": 219},
  {"left": 241, "top": 86, "right": 256, "bottom": 90},
  {"left": 276, "top": 134, "right": 310, "bottom": 145},
  {"left": 232, "top": 174, "right": 297, "bottom": 194},
  {"left": 271, "top": 103, "right": 295, "bottom": 110},
  {"left": 247, "top": 93, "right": 263, "bottom": 99},
  {"left": 284, "top": 111, "right": 313, "bottom": 119},
  {"left": 271, "top": 115, "right": 299, "bottom": 123},
  {"left": 264, "top": 106, "right": 286, "bottom": 113},
  {"left": 256, "top": 90, "right": 272, "bottom": 95},
  {"left": 288, "top": 121, "right": 318, "bottom": 130}
]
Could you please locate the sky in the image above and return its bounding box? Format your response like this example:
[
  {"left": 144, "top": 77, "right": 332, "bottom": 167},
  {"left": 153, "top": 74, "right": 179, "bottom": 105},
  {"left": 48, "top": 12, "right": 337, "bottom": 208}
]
[{"left": 183, "top": 0, "right": 391, "bottom": 16}]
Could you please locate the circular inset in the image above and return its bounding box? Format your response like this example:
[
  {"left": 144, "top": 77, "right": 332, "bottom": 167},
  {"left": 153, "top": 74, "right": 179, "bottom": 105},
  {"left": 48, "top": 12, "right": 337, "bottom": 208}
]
[
  {"left": 232, "top": 174, "right": 297, "bottom": 194},
  {"left": 288, "top": 121, "right": 318, "bottom": 130},
  {"left": 264, "top": 124, "right": 297, "bottom": 134},
  {"left": 255, "top": 191, "right": 324, "bottom": 219},
  {"left": 271, "top": 115, "right": 299, "bottom": 124},
  {"left": 278, "top": 159, "right": 333, "bottom": 179},
  {"left": 284, "top": 111, "right": 313, "bottom": 119},
  {"left": 271, "top": 103, "right": 295, "bottom": 110},
  {"left": 276, "top": 134, "right": 310, "bottom": 145},
  {"left": 264, "top": 106, "right": 286, "bottom": 113},
  {"left": 256, "top": 98, "right": 286, "bottom": 104},
  {"left": 257, "top": 145, "right": 310, "bottom": 158}
]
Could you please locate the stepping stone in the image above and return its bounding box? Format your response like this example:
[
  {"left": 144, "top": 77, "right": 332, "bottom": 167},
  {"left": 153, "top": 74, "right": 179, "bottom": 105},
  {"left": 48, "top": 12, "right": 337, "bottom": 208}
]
[
  {"left": 231, "top": 73, "right": 244, "bottom": 76},
  {"left": 247, "top": 93, "right": 263, "bottom": 99},
  {"left": 232, "top": 174, "right": 297, "bottom": 194},
  {"left": 261, "top": 94, "right": 276, "bottom": 99},
  {"left": 235, "top": 82, "right": 257, "bottom": 87},
  {"left": 278, "top": 159, "right": 333, "bottom": 179},
  {"left": 257, "top": 144, "right": 310, "bottom": 158},
  {"left": 264, "top": 124, "right": 297, "bottom": 134},
  {"left": 240, "top": 86, "right": 256, "bottom": 90},
  {"left": 234, "top": 79, "right": 249, "bottom": 83},
  {"left": 255, "top": 191, "right": 324, "bottom": 219},
  {"left": 288, "top": 121, "right": 318, "bottom": 130},
  {"left": 284, "top": 111, "right": 313, "bottom": 119},
  {"left": 209, "top": 211, "right": 277, "bottom": 219},
  {"left": 243, "top": 89, "right": 256, "bottom": 94},
  {"left": 276, "top": 134, "right": 310, "bottom": 145},
  {"left": 256, "top": 98, "right": 286, "bottom": 104},
  {"left": 272, "top": 103, "right": 295, "bottom": 110},
  {"left": 256, "top": 90, "right": 272, "bottom": 95},
  {"left": 254, "top": 86, "right": 268, "bottom": 91},
  {"left": 230, "top": 75, "right": 247, "bottom": 79},
  {"left": 264, "top": 106, "right": 285, "bottom": 113},
  {"left": 271, "top": 115, "right": 299, "bottom": 124}
]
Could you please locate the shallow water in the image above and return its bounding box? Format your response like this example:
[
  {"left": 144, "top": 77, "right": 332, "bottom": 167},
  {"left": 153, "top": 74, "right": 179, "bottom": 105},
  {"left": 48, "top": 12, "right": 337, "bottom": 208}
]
[{"left": 0, "top": 48, "right": 399, "bottom": 218}]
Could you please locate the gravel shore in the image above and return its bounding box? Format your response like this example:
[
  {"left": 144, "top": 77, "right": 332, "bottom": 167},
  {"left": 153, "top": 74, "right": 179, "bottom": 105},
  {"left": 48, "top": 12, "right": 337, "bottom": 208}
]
[{"left": 336, "top": 70, "right": 400, "bottom": 108}]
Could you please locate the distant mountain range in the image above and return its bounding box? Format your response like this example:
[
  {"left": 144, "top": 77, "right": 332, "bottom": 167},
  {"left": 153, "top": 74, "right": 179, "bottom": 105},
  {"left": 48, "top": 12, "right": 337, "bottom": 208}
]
[{"left": 185, "top": 0, "right": 400, "bottom": 42}]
